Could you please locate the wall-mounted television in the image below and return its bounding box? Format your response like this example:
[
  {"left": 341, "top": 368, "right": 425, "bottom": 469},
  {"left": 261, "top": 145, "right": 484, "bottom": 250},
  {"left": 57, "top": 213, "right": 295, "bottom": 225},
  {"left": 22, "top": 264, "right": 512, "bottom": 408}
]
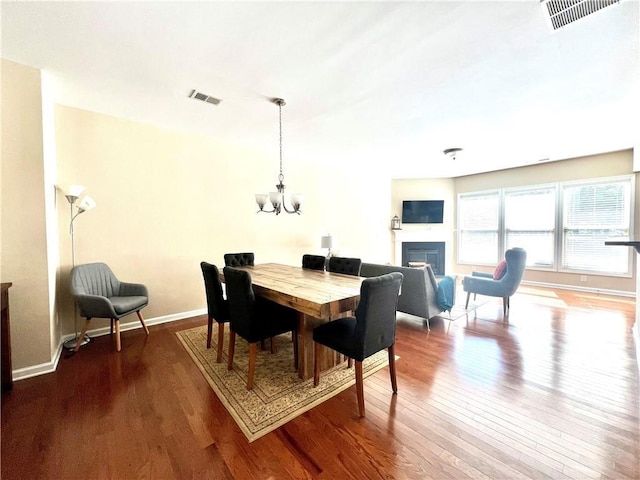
[{"left": 402, "top": 200, "right": 444, "bottom": 224}]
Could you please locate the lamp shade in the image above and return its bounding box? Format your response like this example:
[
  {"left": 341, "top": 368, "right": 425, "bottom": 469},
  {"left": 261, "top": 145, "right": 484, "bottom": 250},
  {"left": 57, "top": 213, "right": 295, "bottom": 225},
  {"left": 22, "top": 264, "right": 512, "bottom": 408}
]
[
  {"left": 255, "top": 194, "right": 268, "bottom": 207},
  {"left": 269, "top": 192, "right": 283, "bottom": 207},
  {"left": 66, "top": 185, "right": 86, "bottom": 197},
  {"left": 77, "top": 196, "right": 96, "bottom": 212},
  {"left": 321, "top": 235, "right": 333, "bottom": 249},
  {"left": 291, "top": 194, "right": 303, "bottom": 210}
]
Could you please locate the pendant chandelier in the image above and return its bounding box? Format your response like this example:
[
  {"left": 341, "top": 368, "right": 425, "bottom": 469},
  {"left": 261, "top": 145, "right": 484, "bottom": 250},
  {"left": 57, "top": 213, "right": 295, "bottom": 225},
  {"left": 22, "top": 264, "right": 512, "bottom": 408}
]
[{"left": 255, "top": 98, "right": 303, "bottom": 215}]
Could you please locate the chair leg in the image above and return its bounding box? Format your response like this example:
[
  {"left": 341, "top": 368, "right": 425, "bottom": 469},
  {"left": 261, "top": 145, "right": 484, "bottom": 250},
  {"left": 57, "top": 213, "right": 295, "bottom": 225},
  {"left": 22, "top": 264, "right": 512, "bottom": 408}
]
[
  {"left": 206, "top": 315, "right": 213, "bottom": 349},
  {"left": 74, "top": 319, "right": 91, "bottom": 353},
  {"left": 247, "top": 342, "right": 257, "bottom": 390},
  {"left": 347, "top": 357, "right": 353, "bottom": 369},
  {"left": 110, "top": 319, "right": 114, "bottom": 336},
  {"left": 115, "top": 320, "right": 121, "bottom": 352},
  {"left": 137, "top": 311, "right": 149, "bottom": 335},
  {"left": 465, "top": 291, "right": 471, "bottom": 309},
  {"left": 313, "top": 342, "right": 321, "bottom": 387},
  {"left": 227, "top": 330, "right": 236, "bottom": 370},
  {"left": 216, "top": 323, "right": 225, "bottom": 363},
  {"left": 270, "top": 337, "right": 276, "bottom": 354},
  {"left": 503, "top": 297, "right": 508, "bottom": 316},
  {"left": 388, "top": 345, "right": 398, "bottom": 394},
  {"left": 355, "top": 360, "right": 365, "bottom": 417}
]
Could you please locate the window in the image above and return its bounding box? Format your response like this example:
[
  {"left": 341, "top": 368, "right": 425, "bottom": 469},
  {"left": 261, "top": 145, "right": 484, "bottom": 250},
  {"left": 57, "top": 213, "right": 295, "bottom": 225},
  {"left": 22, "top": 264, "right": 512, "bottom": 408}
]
[
  {"left": 562, "top": 179, "right": 631, "bottom": 274},
  {"left": 504, "top": 186, "right": 556, "bottom": 268},
  {"left": 458, "top": 191, "right": 499, "bottom": 265},
  {"left": 457, "top": 175, "right": 634, "bottom": 276}
]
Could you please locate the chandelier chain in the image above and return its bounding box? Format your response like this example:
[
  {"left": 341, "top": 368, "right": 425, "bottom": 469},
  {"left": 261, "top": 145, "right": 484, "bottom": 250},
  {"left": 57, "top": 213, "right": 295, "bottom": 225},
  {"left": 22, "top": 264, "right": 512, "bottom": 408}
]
[{"left": 278, "top": 101, "right": 284, "bottom": 181}]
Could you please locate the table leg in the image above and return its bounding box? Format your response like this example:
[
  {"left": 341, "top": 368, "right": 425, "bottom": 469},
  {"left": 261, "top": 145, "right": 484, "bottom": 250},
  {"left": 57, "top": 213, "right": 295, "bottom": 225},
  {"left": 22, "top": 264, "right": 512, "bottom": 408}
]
[{"left": 296, "top": 311, "right": 352, "bottom": 380}]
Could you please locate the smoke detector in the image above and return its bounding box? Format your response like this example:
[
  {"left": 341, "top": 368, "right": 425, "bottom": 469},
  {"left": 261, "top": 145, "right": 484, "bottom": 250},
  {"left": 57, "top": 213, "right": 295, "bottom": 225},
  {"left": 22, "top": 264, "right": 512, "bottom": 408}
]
[
  {"left": 188, "top": 89, "right": 222, "bottom": 106},
  {"left": 540, "top": 0, "right": 621, "bottom": 31}
]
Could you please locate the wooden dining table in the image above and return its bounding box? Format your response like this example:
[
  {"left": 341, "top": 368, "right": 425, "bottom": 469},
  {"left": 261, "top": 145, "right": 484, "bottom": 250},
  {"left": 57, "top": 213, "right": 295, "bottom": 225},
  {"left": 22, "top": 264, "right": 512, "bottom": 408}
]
[{"left": 221, "top": 263, "right": 364, "bottom": 380}]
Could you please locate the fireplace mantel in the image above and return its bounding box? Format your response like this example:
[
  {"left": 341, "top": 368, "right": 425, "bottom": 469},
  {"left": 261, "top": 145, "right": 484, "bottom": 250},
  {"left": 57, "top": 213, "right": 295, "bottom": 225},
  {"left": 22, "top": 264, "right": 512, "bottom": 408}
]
[{"left": 393, "top": 229, "right": 449, "bottom": 243}]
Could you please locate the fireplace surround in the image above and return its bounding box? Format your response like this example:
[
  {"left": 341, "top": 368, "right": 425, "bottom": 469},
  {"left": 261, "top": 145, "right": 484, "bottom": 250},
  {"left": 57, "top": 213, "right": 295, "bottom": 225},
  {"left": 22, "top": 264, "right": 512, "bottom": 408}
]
[
  {"left": 392, "top": 229, "right": 453, "bottom": 277},
  {"left": 401, "top": 242, "right": 445, "bottom": 276}
]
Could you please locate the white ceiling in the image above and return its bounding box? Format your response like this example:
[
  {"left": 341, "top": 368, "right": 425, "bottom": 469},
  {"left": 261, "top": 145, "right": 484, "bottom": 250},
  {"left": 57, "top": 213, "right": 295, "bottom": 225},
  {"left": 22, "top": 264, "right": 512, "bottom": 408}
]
[{"left": 2, "top": 1, "right": 638, "bottom": 178}]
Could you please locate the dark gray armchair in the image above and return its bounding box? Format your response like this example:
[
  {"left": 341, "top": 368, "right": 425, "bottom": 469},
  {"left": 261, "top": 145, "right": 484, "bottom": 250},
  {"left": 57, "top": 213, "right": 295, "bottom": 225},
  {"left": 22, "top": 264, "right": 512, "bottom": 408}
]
[
  {"left": 302, "top": 254, "right": 326, "bottom": 271},
  {"left": 313, "top": 272, "right": 403, "bottom": 417},
  {"left": 224, "top": 252, "right": 255, "bottom": 267},
  {"left": 327, "top": 256, "right": 362, "bottom": 276},
  {"left": 462, "top": 248, "right": 527, "bottom": 316},
  {"left": 223, "top": 266, "right": 298, "bottom": 390},
  {"left": 200, "top": 261, "right": 230, "bottom": 362},
  {"left": 71, "top": 262, "right": 149, "bottom": 352}
]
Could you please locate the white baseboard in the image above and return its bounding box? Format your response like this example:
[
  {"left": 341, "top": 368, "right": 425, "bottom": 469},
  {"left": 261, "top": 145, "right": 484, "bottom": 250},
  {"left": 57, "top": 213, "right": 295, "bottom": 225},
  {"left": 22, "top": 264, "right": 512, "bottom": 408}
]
[
  {"left": 65, "top": 308, "right": 207, "bottom": 339},
  {"left": 11, "top": 342, "right": 65, "bottom": 382},
  {"left": 520, "top": 280, "right": 635, "bottom": 298},
  {"left": 11, "top": 308, "right": 207, "bottom": 383}
]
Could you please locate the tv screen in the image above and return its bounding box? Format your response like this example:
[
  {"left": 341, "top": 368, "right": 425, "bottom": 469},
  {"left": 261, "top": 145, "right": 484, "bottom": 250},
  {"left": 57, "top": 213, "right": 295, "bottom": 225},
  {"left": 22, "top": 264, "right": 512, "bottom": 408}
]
[{"left": 402, "top": 200, "right": 444, "bottom": 224}]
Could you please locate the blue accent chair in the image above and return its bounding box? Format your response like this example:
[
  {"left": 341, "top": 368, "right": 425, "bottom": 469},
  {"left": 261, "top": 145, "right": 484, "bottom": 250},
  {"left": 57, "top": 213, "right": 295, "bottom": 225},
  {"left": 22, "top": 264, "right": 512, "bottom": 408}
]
[{"left": 462, "top": 248, "right": 527, "bottom": 317}]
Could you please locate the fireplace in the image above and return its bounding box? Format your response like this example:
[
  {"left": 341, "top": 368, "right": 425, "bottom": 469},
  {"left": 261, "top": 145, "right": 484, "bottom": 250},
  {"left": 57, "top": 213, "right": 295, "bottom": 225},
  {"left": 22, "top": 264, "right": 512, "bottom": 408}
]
[{"left": 401, "top": 242, "right": 445, "bottom": 276}]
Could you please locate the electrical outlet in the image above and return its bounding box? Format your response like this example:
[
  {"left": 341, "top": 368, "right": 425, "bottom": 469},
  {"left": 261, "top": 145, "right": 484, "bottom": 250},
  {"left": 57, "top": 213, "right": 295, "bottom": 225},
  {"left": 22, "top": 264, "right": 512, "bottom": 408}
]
[{"left": 580, "top": 275, "right": 587, "bottom": 282}]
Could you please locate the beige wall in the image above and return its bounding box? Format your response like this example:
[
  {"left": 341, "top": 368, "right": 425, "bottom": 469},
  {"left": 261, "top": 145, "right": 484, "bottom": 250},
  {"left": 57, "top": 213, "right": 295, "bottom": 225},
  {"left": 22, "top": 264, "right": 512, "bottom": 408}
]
[
  {"left": 1, "top": 59, "right": 55, "bottom": 369},
  {"left": 454, "top": 151, "right": 633, "bottom": 192},
  {"left": 391, "top": 150, "right": 636, "bottom": 293},
  {"left": 54, "top": 105, "right": 393, "bottom": 336},
  {"left": 390, "top": 178, "right": 456, "bottom": 228},
  {"left": 390, "top": 178, "right": 456, "bottom": 270}
]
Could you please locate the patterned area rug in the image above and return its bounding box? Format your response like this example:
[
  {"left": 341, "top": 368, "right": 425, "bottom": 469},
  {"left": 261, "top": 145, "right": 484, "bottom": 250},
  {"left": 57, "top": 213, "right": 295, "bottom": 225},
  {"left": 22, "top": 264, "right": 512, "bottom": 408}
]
[{"left": 176, "top": 325, "right": 391, "bottom": 442}]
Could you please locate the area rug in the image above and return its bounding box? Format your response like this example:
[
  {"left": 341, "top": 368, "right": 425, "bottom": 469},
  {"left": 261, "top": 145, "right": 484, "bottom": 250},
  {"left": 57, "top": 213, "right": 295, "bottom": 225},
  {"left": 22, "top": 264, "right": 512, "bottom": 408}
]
[{"left": 176, "top": 325, "right": 391, "bottom": 442}]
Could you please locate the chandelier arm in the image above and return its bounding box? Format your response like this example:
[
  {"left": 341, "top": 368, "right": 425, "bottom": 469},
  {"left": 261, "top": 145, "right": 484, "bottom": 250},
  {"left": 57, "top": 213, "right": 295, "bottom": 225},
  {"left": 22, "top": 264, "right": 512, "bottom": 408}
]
[
  {"left": 280, "top": 197, "right": 301, "bottom": 214},
  {"left": 257, "top": 206, "right": 276, "bottom": 214},
  {"left": 281, "top": 203, "right": 296, "bottom": 214}
]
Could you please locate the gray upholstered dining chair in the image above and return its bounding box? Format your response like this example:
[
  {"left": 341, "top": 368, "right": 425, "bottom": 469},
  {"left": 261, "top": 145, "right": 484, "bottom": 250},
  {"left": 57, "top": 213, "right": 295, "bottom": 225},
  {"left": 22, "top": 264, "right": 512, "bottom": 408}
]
[
  {"left": 313, "top": 272, "right": 403, "bottom": 417},
  {"left": 200, "top": 261, "right": 230, "bottom": 362},
  {"left": 302, "top": 254, "right": 326, "bottom": 271},
  {"left": 224, "top": 252, "right": 255, "bottom": 267},
  {"left": 223, "top": 266, "right": 298, "bottom": 390},
  {"left": 70, "top": 262, "right": 149, "bottom": 352},
  {"left": 462, "top": 247, "right": 527, "bottom": 316},
  {"left": 327, "top": 256, "right": 362, "bottom": 276}
]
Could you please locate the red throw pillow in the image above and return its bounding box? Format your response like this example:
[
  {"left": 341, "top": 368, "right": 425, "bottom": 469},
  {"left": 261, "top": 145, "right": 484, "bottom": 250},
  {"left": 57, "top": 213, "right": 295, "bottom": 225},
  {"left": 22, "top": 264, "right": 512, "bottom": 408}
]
[{"left": 493, "top": 260, "right": 507, "bottom": 280}]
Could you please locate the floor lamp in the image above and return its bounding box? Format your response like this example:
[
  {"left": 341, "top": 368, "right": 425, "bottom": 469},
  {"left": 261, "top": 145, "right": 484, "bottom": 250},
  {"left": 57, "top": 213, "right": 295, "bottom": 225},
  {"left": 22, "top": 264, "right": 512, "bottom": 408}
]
[{"left": 61, "top": 185, "right": 97, "bottom": 350}]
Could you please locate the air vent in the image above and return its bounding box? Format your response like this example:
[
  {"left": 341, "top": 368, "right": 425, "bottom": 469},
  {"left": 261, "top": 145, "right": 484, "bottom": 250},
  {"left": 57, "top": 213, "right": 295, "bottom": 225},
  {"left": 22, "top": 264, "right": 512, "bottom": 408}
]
[
  {"left": 540, "top": 0, "right": 620, "bottom": 30},
  {"left": 188, "top": 89, "right": 222, "bottom": 105}
]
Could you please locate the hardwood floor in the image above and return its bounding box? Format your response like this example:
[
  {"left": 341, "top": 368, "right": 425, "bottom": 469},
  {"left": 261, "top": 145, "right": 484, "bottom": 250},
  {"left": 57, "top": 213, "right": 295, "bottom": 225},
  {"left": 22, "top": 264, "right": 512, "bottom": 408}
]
[{"left": 2, "top": 286, "right": 638, "bottom": 479}]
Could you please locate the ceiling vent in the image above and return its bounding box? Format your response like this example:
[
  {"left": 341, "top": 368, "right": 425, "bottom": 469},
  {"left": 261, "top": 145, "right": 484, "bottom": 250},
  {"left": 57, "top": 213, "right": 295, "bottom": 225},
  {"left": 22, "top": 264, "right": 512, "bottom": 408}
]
[
  {"left": 540, "top": 0, "right": 620, "bottom": 31},
  {"left": 188, "top": 89, "right": 222, "bottom": 106}
]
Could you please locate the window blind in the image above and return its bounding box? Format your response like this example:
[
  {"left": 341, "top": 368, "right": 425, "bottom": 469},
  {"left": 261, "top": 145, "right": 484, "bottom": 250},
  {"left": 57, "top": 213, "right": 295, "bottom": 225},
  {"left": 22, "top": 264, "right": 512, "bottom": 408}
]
[
  {"left": 562, "top": 179, "right": 631, "bottom": 274},
  {"left": 504, "top": 187, "right": 556, "bottom": 268},
  {"left": 458, "top": 192, "right": 499, "bottom": 264}
]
